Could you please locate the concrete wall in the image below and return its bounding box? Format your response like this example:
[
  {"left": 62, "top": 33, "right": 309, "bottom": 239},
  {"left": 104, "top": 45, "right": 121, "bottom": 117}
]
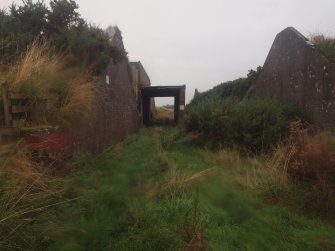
[
  {"left": 130, "top": 61, "right": 155, "bottom": 115},
  {"left": 254, "top": 27, "right": 335, "bottom": 128},
  {"left": 130, "top": 61, "right": 151, "bottom": 88},
  {"left": 77, "top": 30, "right": 141, "bottom": 153}
]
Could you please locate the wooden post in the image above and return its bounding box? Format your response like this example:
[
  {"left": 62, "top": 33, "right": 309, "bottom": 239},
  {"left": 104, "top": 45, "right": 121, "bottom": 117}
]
[{"left": 2, "top": 82, "right": 11, "bottom": 127}]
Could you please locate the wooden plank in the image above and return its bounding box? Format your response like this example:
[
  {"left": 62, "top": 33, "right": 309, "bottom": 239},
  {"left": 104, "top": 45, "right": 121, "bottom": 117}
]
[
  {"left": 8, "top": 92, "right": 27, "bottom": 100},
  {"left": 11, "top": 105, "right": 26, "bottom": 114},
  {"left": 1, "top": 83, "right": 11, "bottom": 127},
  {"left": 12, "top": 119, "right": 25, "bottom": 128}
]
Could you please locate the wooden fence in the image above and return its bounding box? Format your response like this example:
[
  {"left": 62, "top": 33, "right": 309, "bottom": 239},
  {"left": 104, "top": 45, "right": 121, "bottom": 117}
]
[{"left": 1, "top": 82, "right": 28, "bottom": 127}]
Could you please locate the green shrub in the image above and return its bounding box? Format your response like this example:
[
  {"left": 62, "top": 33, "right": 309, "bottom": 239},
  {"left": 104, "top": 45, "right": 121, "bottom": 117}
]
[
  {"left": 189, "top": 67, "right": 262, "bottom": 107},
  {"left": 0, "top": 0, "right": 124, "bottom": 72},
  {"left": 185, "top": 97, "right": 303, "bottom": 153},
  {"left": 310, "top": 34, "right": 335, "bottom": 62}
]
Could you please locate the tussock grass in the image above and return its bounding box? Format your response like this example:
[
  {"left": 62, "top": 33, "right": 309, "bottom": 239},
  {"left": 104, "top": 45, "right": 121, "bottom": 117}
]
[
  {"left": 2, "top": 39, "right": 95, "bottom": 129},
  {"left": 202, "top": 148, "right": 287, "bottom": 192},
  {"left": 8, "top": 39, "right": 62, "bottom": 92},
  {"left": 2, "top": 143, "right": 49, "bottom": 190},
  {"left": 271, "top": 120, "right": 335, "bottom": 216},
  {"left": 0, "top": 143, "right": 60, "bottom": 250},
  {"left": 57, "top": 74, "right": 95, "bottom": 130}
]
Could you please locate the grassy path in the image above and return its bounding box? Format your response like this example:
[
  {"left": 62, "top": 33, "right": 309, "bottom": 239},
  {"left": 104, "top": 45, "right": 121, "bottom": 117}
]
[{"left": 25, "top": 127, "right": 335, "bottom": 250}]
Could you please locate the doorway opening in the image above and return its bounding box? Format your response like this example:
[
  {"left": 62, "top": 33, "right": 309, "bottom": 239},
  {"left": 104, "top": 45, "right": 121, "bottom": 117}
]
[
  {"left": 153, "top": 97, "right": 175, "bottom": 125},
  {"left": 141, "top": 85, "right": 186, "bottom": 126}
]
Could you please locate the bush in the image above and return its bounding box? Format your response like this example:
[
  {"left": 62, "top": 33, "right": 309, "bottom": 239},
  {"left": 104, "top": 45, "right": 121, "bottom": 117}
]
[
  {"left": 0, "top": 0, "right": 124, "bottom": 72},
  {"left": 185, "top": 97, "right": 303, "bottom": 153},
  {"left": 189, "top": 67, "right": 262, "bottom": 107},
  {"left": 310, "top": 34, "right": 335, "bottom": 62}
]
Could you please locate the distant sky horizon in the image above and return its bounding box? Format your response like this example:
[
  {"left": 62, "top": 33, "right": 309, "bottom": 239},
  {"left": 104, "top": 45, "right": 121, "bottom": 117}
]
[{"left": 1, "top": 0, "right": 335, "bottom": 105}]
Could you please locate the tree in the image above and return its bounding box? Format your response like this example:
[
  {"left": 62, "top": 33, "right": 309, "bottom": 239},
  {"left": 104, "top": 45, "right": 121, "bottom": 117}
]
[
  {"left": 47, "top": 0, "right": 81, "bottom": 34},
  {"left": 9, "top": 0, "right": 48, "bottom": 35},
  {"left": 0, "top": 0, "right": 125, "bottom": 73}
]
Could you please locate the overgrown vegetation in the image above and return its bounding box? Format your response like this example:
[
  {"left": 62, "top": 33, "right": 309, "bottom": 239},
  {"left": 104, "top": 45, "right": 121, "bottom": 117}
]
[
  {"left": 0, "top": 143, "right": 58, "bottom": 249},
  {"left": 185, "top": 96, "right": 302, "bottom": 153},
  {"left": 0, "top": 0, "right": 125, "bottom": 129},
  {"left": 189, "top": 66, "right": 262, "bottom": 107},
  {"left": 185, "top": 68, "right": 335, "bottom": 222},
  {"left": 310, "top": 34, "right": 335, "bottom": 62},
  {"left": 153, "top": 106, "right": 175, "bottom": 125},
  {"left": 185, "top": 67, "right": 304, "bottom": 152},
  {"left": 272, "top": 120, "right": 335, "bottom": 215},
  {"left": 1, "top": 2, "right": 335, "bottom": 249},
  {"left": 2, "top": 128, "right": 335, "bottom": 250},
  {"left": 3, "top": 39, "right": 94, "bottom": 130},
  {"left": 0, "top": 0, "right": 125, "bottom": 73}
]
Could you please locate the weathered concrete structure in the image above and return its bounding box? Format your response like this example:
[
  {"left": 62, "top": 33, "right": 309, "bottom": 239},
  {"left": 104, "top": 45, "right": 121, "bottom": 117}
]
[
  {"left": 130, "top": 61, "right": 151, "bottom": 88},
  {"left": 254, "top": 27, "right": 335, "bottom": 128},
  {"left": 141, "top": 85, "right": 186, "bottom": 125},
  {"left": 130, "top": 61, "right": 155, "bottom": 114},
  {"left": 78, "top": 27, "right": 142, "bottom": 153}
]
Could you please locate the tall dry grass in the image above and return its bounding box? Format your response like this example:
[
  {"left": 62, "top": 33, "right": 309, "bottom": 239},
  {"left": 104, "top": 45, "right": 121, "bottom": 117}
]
[
  {"left": 8, "top": 39, "right": 62, "bottom": 92},
  {"left": 57, "top": 74, "right": 95, "bottom": 131},
  {"left": 3, "top": 39, "right": 95, "bottom": 129},
  {"left": 0, "top": 141, "right": 80, "bottom": 249},
  {"left": 272, "top": 120, "right": 335, "bottom": 209},
  {"left": 0, "top": 143, "right": 55, "bottom": 249},
  {"left": 203, "top": 149, "right": 287, "bottom": 192}
]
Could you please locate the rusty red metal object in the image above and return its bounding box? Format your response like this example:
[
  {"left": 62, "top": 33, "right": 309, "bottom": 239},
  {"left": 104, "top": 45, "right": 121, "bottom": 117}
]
[{"left": 25, "top": 132, "right": 74, "bottom": 154}]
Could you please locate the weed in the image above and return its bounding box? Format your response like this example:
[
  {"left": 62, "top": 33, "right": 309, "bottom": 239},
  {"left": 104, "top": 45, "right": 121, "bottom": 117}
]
[
  {"left": 178, "top": 190, "right": 209, "bottom": 251},
  {"left": 272, "top": 120, "right": 335, "bottom": 216}
]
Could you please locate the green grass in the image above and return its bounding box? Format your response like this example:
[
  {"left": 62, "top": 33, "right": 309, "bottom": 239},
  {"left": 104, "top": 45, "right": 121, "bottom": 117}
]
[{"left": 1, "top": 127, "right": 335, "bottom": 250}]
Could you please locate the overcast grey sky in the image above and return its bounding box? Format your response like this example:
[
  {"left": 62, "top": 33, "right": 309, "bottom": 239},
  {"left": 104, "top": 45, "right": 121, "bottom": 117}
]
[{"left": 1, "top": 0, "right": 335, "bottom": 104}]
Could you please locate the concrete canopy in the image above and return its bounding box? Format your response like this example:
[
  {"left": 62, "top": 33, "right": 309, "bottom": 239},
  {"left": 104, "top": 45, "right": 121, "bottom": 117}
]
[{"left": 141, "top": 85, "right": 186, "bottom": 125}]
